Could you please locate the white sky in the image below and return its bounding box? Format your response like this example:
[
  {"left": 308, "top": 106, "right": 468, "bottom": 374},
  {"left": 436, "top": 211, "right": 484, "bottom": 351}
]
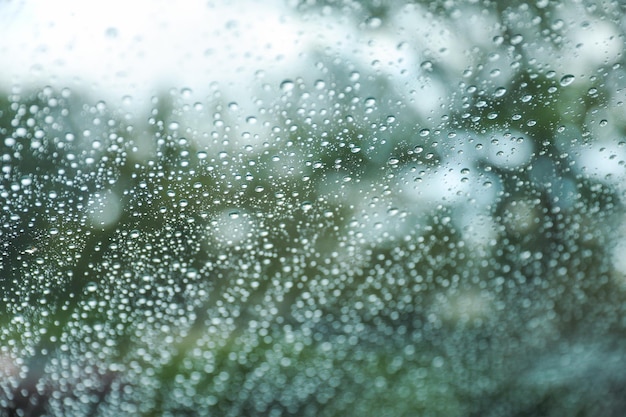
[{"left": 0, "top": 0, "right": 309, "bottom": 105}]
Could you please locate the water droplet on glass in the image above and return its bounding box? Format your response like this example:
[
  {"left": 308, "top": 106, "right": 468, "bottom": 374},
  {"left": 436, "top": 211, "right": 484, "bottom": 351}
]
[
  {"left": 280, "top": 80, "right": 295, "bottom": 92},
  {"left": 510, "top": 34, "right": 524, "bottom": 45},
  {"left": 366, "top": 16, "right": 382, "bottom": 29},
  {"left": 560, "top": 74, "right": 575, "bottom": 87},
  {"left": 421, "top": 61, "right": 434, "bottom": 71}
]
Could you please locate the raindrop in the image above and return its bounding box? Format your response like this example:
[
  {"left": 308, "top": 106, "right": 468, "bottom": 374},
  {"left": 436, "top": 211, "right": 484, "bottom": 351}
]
[
  {"left": 366, "top": 16, "right": 382, "bottom": 29},
  {"left": 510, "top": 34, "right": 524, "bottom": 45},
  {"left": 365, "top": 97, "right": 376, "bottom": 107},
  {"left": 280, "top": 80, "right": 295, "bottom": 92},
  {"left": 559, "top": 74, "right": 575, "bottom": 86}
]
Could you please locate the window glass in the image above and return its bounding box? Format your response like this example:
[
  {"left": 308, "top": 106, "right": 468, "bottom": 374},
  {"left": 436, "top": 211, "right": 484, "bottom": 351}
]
[{"left": 1, "top": 0, "right": 625, "bottom": 415}]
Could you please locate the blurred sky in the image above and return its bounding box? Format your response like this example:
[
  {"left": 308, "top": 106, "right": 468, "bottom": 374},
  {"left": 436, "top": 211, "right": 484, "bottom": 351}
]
[{"left": 0, "top": 0, "right": 308, "bottom": 107}]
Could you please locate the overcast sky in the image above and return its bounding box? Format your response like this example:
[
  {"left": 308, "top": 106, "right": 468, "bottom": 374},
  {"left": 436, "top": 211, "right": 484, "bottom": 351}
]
[{"left": 0, "top": 0, "right": 312, "bottom": 106}]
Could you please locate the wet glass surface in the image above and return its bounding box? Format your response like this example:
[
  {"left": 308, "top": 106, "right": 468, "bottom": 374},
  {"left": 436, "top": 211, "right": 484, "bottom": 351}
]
[{"left": 1, "top": 1, "right": 626, "bottom": 416}]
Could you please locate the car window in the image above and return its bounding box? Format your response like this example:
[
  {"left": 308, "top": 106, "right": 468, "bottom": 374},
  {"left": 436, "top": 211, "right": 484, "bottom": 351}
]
[{"left": 1, "top": 1, "right": 625, "bottom": 415}]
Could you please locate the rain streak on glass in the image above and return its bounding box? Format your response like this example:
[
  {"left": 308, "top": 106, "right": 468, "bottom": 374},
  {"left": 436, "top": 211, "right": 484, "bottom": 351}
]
[{"left": 1, "top": 1, "right": 626, "bottom": 416}]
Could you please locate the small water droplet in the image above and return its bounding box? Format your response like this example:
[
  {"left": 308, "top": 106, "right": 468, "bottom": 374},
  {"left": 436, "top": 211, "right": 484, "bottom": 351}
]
[
  {"left": 510, "top": 34, "right": 524, "bottom": 45},
  {"left": 560, "top": 74, "right": 575, "bottom": 87},
  {"left": 494, "top": 87, "right": 507, "bottom": 97},
  {"left": 388, "top": 158, "right": 400, "bottom": 165},
  {"left": 421, "top": 61, "right": 434, "bottom": 71},
  {"left": 419, "top": 129, "right": 430, "bottom": 137},
  {"left": 366, "top": 16, "right": 382, "bottom": 29},
  {"left": 280, "top": 80, "right": 295, "bottom": 92}
]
